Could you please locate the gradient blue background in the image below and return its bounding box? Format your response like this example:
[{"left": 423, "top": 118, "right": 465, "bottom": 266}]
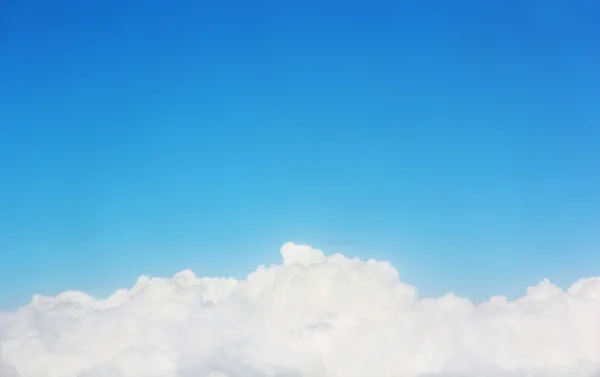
[{"left": 1, "top": 0, "right": 599, "bottom": 309}]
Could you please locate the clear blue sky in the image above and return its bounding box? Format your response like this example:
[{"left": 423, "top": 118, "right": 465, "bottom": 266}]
[{"left": 1, "top": 0, "right": 599, "bottom": 309}]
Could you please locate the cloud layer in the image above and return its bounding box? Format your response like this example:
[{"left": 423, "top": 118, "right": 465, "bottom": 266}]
[{"left": 1, "top": 242, "right": 599, "bottom": 377}]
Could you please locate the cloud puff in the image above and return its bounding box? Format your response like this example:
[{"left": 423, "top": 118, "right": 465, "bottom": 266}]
[{"left": 1, "top": 242, "right": 600, "bottom": 377}]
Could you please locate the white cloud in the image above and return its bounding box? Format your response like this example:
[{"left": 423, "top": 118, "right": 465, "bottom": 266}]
[{"left": 1, "top": 242, "right": 599, "bottom": 377}]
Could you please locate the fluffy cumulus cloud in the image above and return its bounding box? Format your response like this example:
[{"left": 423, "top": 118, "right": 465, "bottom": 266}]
[{"left": 1, "top": 243, "right": 600, "bottom": 377}]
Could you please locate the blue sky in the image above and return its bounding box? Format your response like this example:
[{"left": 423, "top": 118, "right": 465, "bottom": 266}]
[{"left": 1, "top": 0, "right": 599, "bottom": 309}]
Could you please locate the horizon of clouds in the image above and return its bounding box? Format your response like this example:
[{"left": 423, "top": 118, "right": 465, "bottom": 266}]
[{"left": 1, "top": 242, "right": 600, "bottom": 377}]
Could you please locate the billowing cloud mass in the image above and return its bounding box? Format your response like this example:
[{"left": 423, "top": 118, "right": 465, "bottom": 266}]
[{"left": 1, "top": 243, "right": 600, "bottom": 377}]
